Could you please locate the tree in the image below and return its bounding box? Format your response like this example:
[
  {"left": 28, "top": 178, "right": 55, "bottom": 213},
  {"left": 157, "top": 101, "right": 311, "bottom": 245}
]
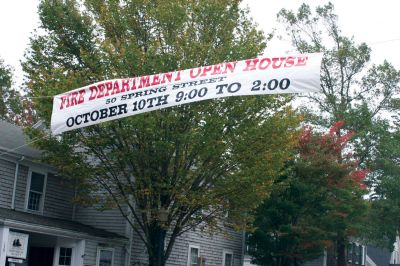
[
  {"left": 23, "top": 1, "right": 300, "bottom": 265},
  {"left": 0, "top": 58, "right": 35, "bottom": 126},
  {"left": 362, "top": 122, "right": 400, "bottom": 250},
  {"left": 248, "top": 123, "right": 368, "bottom": 266},
  {"left": 278, "top": 3, "right": 400, "bottom": 264}
]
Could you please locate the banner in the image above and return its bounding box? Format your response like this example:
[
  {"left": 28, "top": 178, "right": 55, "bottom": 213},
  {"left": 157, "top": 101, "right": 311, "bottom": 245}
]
[{"left": 51, "top": 53, "right": 323, "bottom": 134}]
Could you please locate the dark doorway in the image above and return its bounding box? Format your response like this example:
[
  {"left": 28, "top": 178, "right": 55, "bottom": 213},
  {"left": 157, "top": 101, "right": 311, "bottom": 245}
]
[{"left": 28, "top": 247, "right": 54, "bottom": 266}]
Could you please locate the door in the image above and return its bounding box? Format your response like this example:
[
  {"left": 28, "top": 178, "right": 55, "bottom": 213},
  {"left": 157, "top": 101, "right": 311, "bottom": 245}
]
[{"left": 28, "top": 247, "right": 54, "bottom": 266}]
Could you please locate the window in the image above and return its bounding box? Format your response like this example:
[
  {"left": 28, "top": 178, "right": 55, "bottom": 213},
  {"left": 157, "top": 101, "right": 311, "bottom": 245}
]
[
  {"left": 26, "top": 171, "right": 46, "bottom": 212},
  {"left": 222, "top": 250, "right": 233, "bottom": 266},
  {"left": 97, "top": 248, "right": 114, "bottom": 266},
  {"left": 187, "top": 245, "right": 200, "bottom": 266},
  {"left": 347, "top": 243, "right": 365, "bottom": 266},
  {"left": 58, "top": 247, "right": 72, "bottom": 266}
]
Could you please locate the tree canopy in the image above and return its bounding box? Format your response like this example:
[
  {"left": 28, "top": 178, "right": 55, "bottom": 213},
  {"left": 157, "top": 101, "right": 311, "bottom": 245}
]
[
  {"left": 0, "top": 58, "right": 34, "bottom": 125},
  {"left": 277, "top": 2, "right": 400, "bottom": 260},
  {"left": 248, "top": 123, "right": 368, "bottom": 266},
  {"left": 23, "top": 1, "right": 300, "bottom": 265}
]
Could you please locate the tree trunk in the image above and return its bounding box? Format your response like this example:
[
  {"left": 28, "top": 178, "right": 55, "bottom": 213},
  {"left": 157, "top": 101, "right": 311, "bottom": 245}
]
[
  {"left": 148, "top": 224, "right": 167, "bottom": 266},
  {"left": 337, "top": 239, "right": 346, "bottom": 266},
  {"left": 326, "top": 245, "right": 336, "bottom": 266}
]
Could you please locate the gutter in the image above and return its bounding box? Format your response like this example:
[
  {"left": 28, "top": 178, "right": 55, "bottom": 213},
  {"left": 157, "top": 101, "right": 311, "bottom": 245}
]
[
  {"left": 11, "top": 156, "right": 24, "bottom": 209},
  {"left": 2, "top": 218, "right": 128, "bottom": 245}
]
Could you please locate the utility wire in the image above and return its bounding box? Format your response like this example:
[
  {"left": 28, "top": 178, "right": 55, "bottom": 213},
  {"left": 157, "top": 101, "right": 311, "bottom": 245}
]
[
  {"left": 0, "top": 38, "right": 399, "bottom": 100},
  {"left": 0, "top": 133, "right": 50, "bottom": 158},
  {"left": 0, "top": 95, "right": 54, "bottom": 99}
]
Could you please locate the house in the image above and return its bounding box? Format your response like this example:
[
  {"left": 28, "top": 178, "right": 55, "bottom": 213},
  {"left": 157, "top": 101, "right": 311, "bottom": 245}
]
[
  {"left": 242, "top": 235, "right": 400, "bottom": 266},
  {"left": 0, "top": 119, "right": 245, "bottom": 266}
]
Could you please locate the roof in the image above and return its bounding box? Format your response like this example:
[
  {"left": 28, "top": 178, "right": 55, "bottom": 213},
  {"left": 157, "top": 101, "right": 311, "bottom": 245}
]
[
  {"left": 0, "top": 207, "right": 126, "bottom": 240},
  {"left": 0, "top": 119, "right": 42, "bottom": 159},
  {"left": 367, "top": 245, "right": 392, "bottom": 266}
]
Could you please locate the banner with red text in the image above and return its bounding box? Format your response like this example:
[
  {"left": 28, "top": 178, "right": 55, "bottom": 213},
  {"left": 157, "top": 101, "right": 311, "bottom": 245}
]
[{"left": 51, "top": 53, "right": 323, "bottom": 134}]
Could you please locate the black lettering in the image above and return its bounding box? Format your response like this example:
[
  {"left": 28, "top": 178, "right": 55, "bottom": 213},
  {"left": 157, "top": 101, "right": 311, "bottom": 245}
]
[
  {"left": 156, "top": 95, "right": 169, "bottom": 106},
  {"left": 109, "top": 106, "right": 118, "bottom": 117},
  {"left": 118, "top": 104, "right": 128, "bottom": 115},
  {"left": 147, "top": 97, "right": 156, "bottom": 108},
  {"left": 91, "top": 110, "right": 99, "bottom": 121},
  {"left": 188, "top": 81, "right": 198, "bottom": 87},
  {"left": 216, "top": 84, "right": 228, "bottom": 94},
  {"left": 199, "top": 79, "right": 208, "bottom": 85},
  {"left": 172, "top": 84, "right": 181, "bottom": 90},
  {"left": 66, "top": 117, "right": 74, "bottom": 127},
  {"left": 75, "top": 115, "right": 82, "bottom": 125},
  {"left": 227, "top": 82, "right": 241, "bottom": 93},
  {"left": 82, "top": 113, "right": 90, "bottom": 123},
  {"left": 100, "top": 108, "right": 108, "bottom": 119}
]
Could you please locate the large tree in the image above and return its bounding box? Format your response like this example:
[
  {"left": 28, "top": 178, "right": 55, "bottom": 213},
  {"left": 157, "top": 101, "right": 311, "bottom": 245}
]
[
  {"left": 248, "top": 123, "right": 368, "bottom": 266},
  {"left": 0, "top": 58, "right": 34, "bottom": 126},
  {"left": 278, "top": 2, "right": 400, "bottom": 264},
  {"left": 23, "top": 1, "right": 299, "bottom": 265}
]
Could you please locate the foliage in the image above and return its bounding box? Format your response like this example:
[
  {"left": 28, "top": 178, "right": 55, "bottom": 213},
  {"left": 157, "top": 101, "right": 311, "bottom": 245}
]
[
  {"left": 23, "top": 0, "right": 299, "bottom": 265},
  {"left": 248, "top": 123, "right": 368, "bottom": 266},
  {"left": 362, "top": 126, "right": 400, "bottom": 250},
  {"left": 0, "top": 58, "right": 35, "bottom": 126},
  {"left": 278, "top": 2, "right": 400, "bottom": 258}
]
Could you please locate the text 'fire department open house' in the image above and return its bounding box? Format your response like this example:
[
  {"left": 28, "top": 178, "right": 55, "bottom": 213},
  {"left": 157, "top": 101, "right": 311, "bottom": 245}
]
[{"left": 50, "top": 53, "right": 323, "bottom": 134}]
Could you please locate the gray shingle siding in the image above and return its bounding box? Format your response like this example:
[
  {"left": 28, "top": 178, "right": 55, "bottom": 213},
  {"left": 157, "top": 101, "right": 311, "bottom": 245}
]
[
  {"left": 130, "top": 226, "right": 244, "bottom": 266},
  {"left": 0, "top": 158, "right": 15, "bottom": 208},
  {"left": 174, "top": 228, "right": 243, "bottom": 266},
  {"left": 84, "top": 239, "right": 126, "bottom": 266},
  {"left": 0, "top": 158, "right": 74, "bottom": 219},
  {"left": 75, "top": 205, "right": 128, "bottom": 236},
  {"left": 43, "top": 173, "right": 75, "bottom": 220},
  {"left": 130, "top": 229, "right": 148, "bottom": 265},
  {"left": 13, "top": 164, "right": 28, "bottom": 211}
]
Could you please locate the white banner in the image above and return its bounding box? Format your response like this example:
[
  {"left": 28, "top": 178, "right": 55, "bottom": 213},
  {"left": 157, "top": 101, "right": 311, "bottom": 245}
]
[{"left": 51, "top": 53, "right": 322, "bottom": 134}]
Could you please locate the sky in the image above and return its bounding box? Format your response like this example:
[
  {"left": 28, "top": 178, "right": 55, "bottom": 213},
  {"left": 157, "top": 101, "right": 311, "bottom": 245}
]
[{"left": 0, "top": 0, "right": 400, "bottom": 86}]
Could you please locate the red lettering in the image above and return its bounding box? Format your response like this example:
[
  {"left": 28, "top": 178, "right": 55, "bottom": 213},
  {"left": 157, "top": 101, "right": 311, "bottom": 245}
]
[
  {"left": 259, "top": 58, "right": 271, "bottom": 70},
  {"left": 296, "top": 56, "right": 308, "bottom": 66},
  {"left": 138, "top": 76, "right": 150, "bottom": 88},
  {"left": 89, "top": 86, "right": 98, "bottom": 100},
  {"left": 59, "top": 95, "right": 68, "bottom": 110},
  {"left": 161, "top": 72, "right": 173, "bottom": 84},
  {"left": 112, "top": 81, "right": 120, "bottom": 95},
  {"left": 151, "top": 75, "right": 160, "bottom": 86},
  {"left": 222, "top": 62, "right": 237, "bottom": 74},
  {"left": 175, "top": 70, "right": 182, "bottom": 81},
  {"left": 243, "top": 59, "right": 259, "bottom": 71},
  {"left": 284, "top": 56, "right": 295, "bottom": 68},
  {"left": 190, "top": 68, "right": 202, "bottom": 78},
  {"left": 97, "top": 83, "right": 105, "bottom": 98},
  {"left": 272, "top": 57, "right": 285, "bottom": 69},
  {"left": 200, "top": 66, "right": 213, "bottom": 77},
  {"left": 70, "top": 91, "right": 78, "bottom": 106},
  {"left": 211, "top": 64, "right": 222, "bottom": 75},
  {"left": 78, "top": 90, "right": 85, "bottom": 104},
  {"left": 104, "top": 82, "right": 113, "bottom": 96},
  {"left": 121, "top": 79, "right": 130, "bottom": 92}
]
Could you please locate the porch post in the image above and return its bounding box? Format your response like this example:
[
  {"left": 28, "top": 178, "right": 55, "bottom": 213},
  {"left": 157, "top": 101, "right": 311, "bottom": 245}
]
[{"left": 0, "top": 226, "right": 10, "bottom": 266}]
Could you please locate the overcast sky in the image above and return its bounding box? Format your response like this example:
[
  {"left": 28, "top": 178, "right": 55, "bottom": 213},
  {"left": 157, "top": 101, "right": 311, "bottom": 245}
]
[{"left": 1, "top": 0, "right": 399, "bottom": 86}]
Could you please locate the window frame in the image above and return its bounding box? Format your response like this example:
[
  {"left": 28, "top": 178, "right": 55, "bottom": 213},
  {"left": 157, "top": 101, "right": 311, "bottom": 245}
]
[
  {"left": 187, "top": 244, "right": 200, "bottom": 266},
  {"left": 96, "top": 247, "right": 114, "bottom": 266},
  {"left": 24, "top": 169, "right": 47, "bottom": 213},
  {"left": 222, "top": 249, "right": 233, "bottom": 266},
  {"left": 57, "top": 246, "right": 73, "bottom": 266}
]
